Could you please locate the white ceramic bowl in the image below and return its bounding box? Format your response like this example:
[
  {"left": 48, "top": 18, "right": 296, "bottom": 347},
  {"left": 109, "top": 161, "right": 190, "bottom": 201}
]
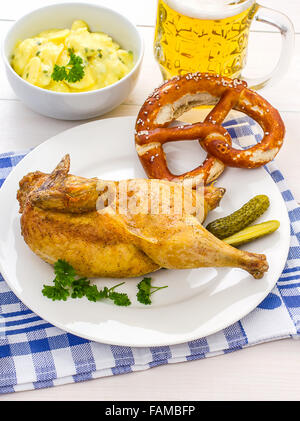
[{"left": 2, "top": 2, "right": 143, "bottom": 120}]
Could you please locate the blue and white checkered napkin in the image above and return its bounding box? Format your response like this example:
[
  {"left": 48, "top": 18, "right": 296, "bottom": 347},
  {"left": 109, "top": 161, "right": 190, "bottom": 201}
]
[{"left": 1, "top": 116, "right": 300, "bottom": 395}]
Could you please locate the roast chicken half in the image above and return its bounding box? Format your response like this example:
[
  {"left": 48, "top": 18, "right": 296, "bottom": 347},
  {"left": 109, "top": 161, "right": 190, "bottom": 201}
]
[{"left": 17, "top": 155, "right": 268, "bottom": 279}]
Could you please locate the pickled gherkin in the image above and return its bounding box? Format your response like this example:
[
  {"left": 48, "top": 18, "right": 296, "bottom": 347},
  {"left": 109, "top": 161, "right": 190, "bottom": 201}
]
[
  {"left": 206, "top": 195, "right": 270, "bottom": 239},
  {"left": 223, "top": 220, "right": 280, "bottom": 247}
]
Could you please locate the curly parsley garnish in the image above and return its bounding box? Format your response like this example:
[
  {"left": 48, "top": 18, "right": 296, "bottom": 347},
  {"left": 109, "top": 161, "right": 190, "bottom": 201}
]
[
  {"left": 136, "top": 277, "right": 168, "bottom": 305},
  {"left": 42, "top": 259, "right": 131, "bottom": 306},
  {"left": 51, "top": 49, "right": 85, "bottom": 83}
]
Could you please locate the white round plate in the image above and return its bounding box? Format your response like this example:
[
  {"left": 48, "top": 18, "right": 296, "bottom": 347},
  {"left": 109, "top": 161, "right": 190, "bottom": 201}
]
[{"left": 0, "top": 116, "right": 290, "bottom": 347}]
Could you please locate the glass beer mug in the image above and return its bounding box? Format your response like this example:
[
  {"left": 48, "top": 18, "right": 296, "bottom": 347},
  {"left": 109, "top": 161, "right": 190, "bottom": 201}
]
[{"left": 154, "top": 0, "right": 294, "bottom": 89}]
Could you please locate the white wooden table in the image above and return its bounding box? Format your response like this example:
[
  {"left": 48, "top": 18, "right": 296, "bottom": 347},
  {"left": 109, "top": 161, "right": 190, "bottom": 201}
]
[{"left": 1, "top": 0, "right": 300, "bottom": 401}]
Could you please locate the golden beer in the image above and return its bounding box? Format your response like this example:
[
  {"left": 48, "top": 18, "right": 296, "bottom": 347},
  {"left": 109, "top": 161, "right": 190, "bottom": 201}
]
[{"left": 154, "top": 0, "right": 258, "bottom": 80}]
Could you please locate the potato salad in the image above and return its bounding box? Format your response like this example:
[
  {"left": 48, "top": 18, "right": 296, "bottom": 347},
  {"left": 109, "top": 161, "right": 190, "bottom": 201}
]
[{"left": 11, "top": 20, "right": 134, "bottom": 92}]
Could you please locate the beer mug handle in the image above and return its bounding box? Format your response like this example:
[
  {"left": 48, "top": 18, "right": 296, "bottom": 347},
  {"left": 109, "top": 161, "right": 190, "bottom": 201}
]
[{"left": 243, "top": 5, "right": 295, "bottom": 90}]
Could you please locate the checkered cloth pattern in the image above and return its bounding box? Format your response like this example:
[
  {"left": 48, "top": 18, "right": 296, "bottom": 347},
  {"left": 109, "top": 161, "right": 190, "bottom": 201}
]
[{"left": 1, "top": 116, "right": 300, "bottom": 394}]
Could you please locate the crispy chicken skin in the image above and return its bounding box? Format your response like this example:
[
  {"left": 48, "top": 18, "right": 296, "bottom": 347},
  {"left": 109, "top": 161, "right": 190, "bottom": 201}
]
[{"left": 17, "top": 155, "right": 268, "bottom": 279}]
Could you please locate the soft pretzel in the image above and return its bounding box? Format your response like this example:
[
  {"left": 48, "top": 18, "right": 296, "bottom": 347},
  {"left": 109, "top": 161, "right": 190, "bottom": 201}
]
[{"left": 135, "top": 73, "right": 285, "bottom": 185}]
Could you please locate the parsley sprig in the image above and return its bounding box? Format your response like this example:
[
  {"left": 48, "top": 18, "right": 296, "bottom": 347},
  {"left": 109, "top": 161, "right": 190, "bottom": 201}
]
[
  {"left": 51, "top": 49, "right": 85, "bottom": 83},
  {"left": 42, "top": 260, "right": 168, "bottom": 307},
  {"left": 136, "top": 277, "right": 168, "bottom": 305},
  {"left": 42, "top": 259, "right": 131, "bottom": 306}
]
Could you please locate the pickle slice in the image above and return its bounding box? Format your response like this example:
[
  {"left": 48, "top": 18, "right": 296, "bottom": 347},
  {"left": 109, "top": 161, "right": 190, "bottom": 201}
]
[{"left": 223, "top": 220, "right": 280, "bottom": 247}]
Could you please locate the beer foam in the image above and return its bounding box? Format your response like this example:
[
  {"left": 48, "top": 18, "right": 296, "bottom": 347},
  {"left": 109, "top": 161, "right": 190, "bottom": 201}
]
[{"left": 164, "top": 0, "right": 255, "bottom": 19}]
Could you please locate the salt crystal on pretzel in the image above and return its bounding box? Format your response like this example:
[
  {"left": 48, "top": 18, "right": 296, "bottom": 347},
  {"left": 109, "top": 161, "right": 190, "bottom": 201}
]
[{"left": 135, "top": 73, "right": 285, "bottom": 185}]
